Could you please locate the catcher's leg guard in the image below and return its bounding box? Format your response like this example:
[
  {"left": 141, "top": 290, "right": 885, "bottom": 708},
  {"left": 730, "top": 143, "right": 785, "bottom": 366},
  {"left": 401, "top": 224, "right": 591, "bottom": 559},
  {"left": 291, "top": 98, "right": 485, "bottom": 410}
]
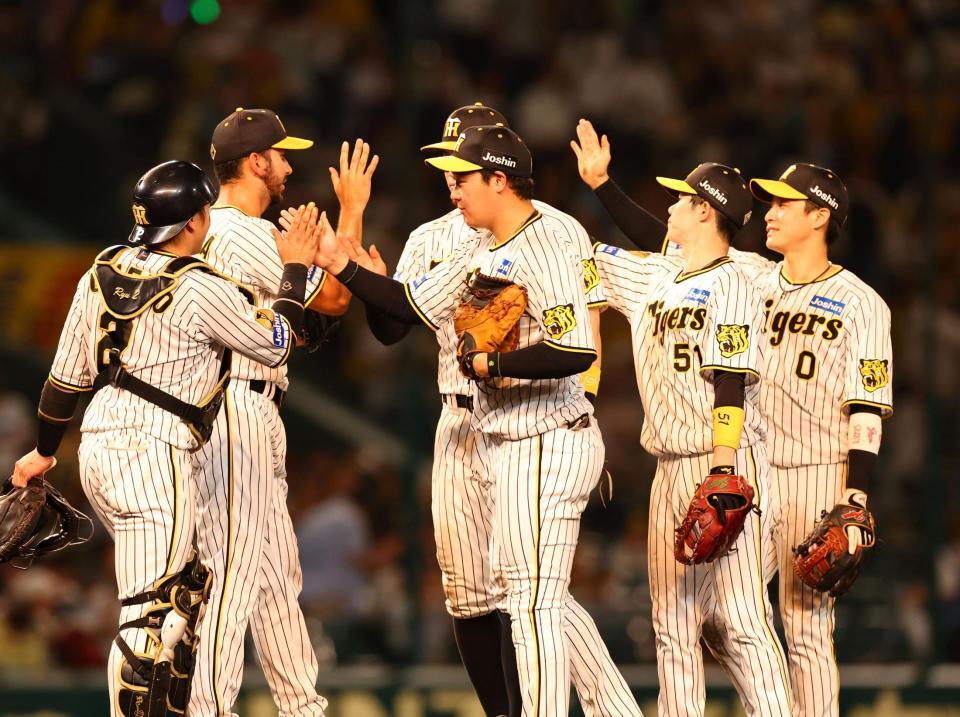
[{"left": 116, "top": 552, "right": 212, "bottom": 716}]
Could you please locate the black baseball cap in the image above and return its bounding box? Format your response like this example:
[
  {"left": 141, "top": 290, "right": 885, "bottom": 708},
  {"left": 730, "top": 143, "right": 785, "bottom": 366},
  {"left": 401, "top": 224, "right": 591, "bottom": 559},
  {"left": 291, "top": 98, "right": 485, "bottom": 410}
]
[
  {"left": 656, "top": 163, "right": 753, "bottom": 228},
  {"left": 750, "top": 163, "right": 849, "bottom": 226},
  {"left": 128, "top": 161, "right": 218, "bottom": 246},
  {"left": 421, "top": 102, "right": 510, "bottom": 153},
  {"left": 425, "top": 125, "right": 533, "bottom": 178},
  {"left": 210, "top": 107, "right": 313, "bottom": 163}
]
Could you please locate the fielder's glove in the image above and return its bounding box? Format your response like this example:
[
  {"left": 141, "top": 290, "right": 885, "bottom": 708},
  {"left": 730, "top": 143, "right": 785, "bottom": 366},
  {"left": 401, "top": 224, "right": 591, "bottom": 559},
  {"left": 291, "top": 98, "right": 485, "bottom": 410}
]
[
  {"left": 453, "top": 274, "right": 527, "bottom": 379},
  {"left": 674, "top": 469, "right": 758, "bottom": 565},
  {"left": 793, "top": 490, "right": 875, "bottom": 597}
]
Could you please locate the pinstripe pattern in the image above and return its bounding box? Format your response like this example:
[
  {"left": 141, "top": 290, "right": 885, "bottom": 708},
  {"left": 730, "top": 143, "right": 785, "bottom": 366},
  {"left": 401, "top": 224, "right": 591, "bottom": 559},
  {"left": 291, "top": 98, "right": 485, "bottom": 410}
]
[
  {"left": 594, "top": 245, "right": 766, "bottom": 457},
  {"left": 649, "top": 446, "right": 791, "bottom": 717},
  {"left": 79, "top": 430, "right": 197, "bottom": 717},
  {"left": 409, "top": 214, "right": 596, "bottom": 440},
  {"left": 50, "top": 247, "right": 293, "bottom": 451},
  {"left": 203, "top": 206, "right": 326, "bottom": 391},
  {"left": 756, "top": 267, "right": 893, "bottom": 468},
  {"left": 190, "top": 202, "right": 329, "bottom": 717}
]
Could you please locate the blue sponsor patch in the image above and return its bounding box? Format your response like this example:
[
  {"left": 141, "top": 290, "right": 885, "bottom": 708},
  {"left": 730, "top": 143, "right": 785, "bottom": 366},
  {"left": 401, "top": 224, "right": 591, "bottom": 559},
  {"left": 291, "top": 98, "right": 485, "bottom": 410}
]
[
  {"left": 272, "top": 313, "right": 289, "bottom": 348},
  {"left": 809, "top": 295, "right": 845, "bottom": 316},
  {"left": 598, "top": 244, "right": 620, "bottom": 256},
  {"left": 306, "top": 266, "right": 318, "bottom": 281},
  {"left": 411, "top": 274, "right": 428, "bottom": 289},
  {"left": 685, "top": 287, "right": 711, "bottom": 305},
  {"left": 495, "top": 258, "right": 513, "bottom": 276}
]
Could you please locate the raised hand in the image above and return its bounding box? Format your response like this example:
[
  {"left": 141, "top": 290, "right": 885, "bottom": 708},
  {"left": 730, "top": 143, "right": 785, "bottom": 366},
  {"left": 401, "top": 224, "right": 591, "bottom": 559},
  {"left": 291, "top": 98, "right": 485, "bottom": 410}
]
[
  {"left": 570, "top": 118, "right": 612, "bottom": 190},
  {"left": 313, "top": 210, "right": 349, "bottom": 272},
  {"left": 273, "top": 202, "right": 320, "bottom": 267},
  {"left": 356, "top": 244, "right": 387, "bottom": 276},
  {"left": 330, "top": 139, "right": 380, "bottom": 216}
]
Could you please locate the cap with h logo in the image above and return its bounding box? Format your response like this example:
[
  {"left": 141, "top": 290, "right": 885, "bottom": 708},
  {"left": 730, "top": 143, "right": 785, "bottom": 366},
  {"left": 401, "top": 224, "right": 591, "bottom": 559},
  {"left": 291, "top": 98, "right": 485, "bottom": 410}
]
[
  {"left": 210, "top": 108, "right": 313, "bottom": 163},
  {"left": 425, "top": 125, "right": 533, "bottom": 178},
  {"left": 750, "top": 163, "right": 849, "bottom": 226},
  {"left": 421, "top": 102, "right": 510, "bottom": 153},
  {"left": 656, "top": 163, "right": 753, "bottom": 228}
]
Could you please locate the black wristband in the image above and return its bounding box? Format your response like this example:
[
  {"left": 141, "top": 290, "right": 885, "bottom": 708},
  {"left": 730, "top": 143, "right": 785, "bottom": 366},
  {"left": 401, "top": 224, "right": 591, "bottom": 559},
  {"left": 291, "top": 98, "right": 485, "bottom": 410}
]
[
  {"left": 846, "top": 449, "right": 876, "bottom": 492},
  {"left": 709, "top": 465, "right": 736, "bottom": 475},
  {"left": 273, "top": 263, "right": 308, "bottom": 337},
  {"left": 37, "top": 419, "right": 68, "bottom": 458}
]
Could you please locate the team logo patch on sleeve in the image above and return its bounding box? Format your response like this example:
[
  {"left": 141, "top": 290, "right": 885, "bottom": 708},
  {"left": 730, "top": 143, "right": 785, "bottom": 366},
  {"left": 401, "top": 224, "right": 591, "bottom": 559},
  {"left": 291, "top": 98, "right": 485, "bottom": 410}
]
[
  {"left": 272, "top": 312, "right": 289, "bottom": 348},
  {"left": 809, "top": 295, "right": 845, "bottom": 316},
  {"left": 254, "top": 308, "right": 276, "bottom": 330},
  {"left": 581, "top": 258, "right": 600, "bottom": 293},
  {"left": 858, "top": 359, "right": 889, "bottom": 392},
  {"left": 543, "top": 304, "right": 577, "bottom": 340},
  {"left": 716, "top": 324, "right": 750, "bottom": 357},
  {"left": 685, "top": 287, "right": 711, "bottom": 305}
]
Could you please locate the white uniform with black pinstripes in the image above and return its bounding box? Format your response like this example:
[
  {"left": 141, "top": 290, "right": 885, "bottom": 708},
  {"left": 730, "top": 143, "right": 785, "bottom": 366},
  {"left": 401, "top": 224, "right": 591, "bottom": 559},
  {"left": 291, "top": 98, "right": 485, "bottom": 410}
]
[
  {"left": 408, "top": 212, "right": 641, "bottom": 717},
  {"left": 47, "top": 246, "right": 294, "bottom": 717},
  {"left": 593, "top": 244, "right": 792, "bottom": 717},
  {"left": 188, "top": 206, "right": 329, "bottom": 717},
  {"left": 396, "top": 203, "right": 641, "bottom": 716},
  {"left": 704, "top": 257, "right": 894, "bottom": 717}
]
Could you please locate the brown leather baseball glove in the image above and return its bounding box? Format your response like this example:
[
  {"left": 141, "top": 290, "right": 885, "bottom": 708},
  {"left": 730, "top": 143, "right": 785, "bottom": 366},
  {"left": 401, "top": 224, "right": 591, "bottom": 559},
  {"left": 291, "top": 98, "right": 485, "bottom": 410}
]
[
  {"left": 454, "top": 271, "right": 527, "bottom": 378},
  {"left": 675, "top": 472, "right": 758, "bottom": 565},
  {"left": 793, "top": 497, "right": 876, "bottom": 597}
]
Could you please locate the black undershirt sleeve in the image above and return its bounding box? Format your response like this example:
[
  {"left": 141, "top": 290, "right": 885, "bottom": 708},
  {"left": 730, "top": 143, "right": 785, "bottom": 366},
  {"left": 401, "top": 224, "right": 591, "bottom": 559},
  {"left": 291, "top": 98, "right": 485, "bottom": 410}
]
[
  {"left": 365, "top": 305, "right": 412, "bottom": 345},
  {"left": 846, "top": 404, "right": 883, "bottom": 491},
  {"left": 712, "top": 369, "right": 746, "bottom": 409},
  {"left": 593, "top": 178, "right": 668, "bottom": 250},
  {"left": 272, "top": 263, "right": 309, "bottom": 336},
  {"left": 334, "top": 261, "right": 422, "bottom": 325},
  {"left": 36, "top": 380, "right": 82, "bottom": 457},
  {"left": 491, "top": 343, "right": 595, "bottom": 380}
]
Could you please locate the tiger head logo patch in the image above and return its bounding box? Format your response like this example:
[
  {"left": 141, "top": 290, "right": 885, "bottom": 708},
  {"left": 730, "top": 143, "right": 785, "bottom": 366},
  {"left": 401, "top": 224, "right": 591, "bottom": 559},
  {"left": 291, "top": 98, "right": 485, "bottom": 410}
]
[
  {"left": 581, "top": 258, "right": 600, "bottom": 293},
  {"left": 858, "top": 359, "right": 889, "bottom": 393},
  {"left": 543, "top": 304, "right": 577, "bottom": 340},
  {"left": 716, "top": 324, "right": 750, "bottom": 358}
]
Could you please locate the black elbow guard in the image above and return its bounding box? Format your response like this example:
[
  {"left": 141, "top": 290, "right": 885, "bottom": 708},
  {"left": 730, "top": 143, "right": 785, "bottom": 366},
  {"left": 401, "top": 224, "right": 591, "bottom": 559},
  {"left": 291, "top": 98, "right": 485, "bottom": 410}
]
[{"left": 38, "top": 380, "right": 82, "bottom": 423}]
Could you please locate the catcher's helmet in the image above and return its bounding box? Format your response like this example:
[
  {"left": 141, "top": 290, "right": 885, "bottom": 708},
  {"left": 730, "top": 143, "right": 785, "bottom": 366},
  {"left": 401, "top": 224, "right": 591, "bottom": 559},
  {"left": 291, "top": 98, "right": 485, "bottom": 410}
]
[
  {"left": 128, "top": 160, "right": 217, "bottom": 246},
  {"left": 0, "top": 479, "right": 94, "bottom": 569}
]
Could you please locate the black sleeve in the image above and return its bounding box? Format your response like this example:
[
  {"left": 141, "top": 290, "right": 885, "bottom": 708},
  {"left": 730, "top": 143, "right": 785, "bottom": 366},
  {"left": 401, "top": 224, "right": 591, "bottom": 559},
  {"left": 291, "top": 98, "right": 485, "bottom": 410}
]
[
  {"left": 365, "top": 305, "right": 412, "bottom": 345},
  {"left": 594, "top": 178, "right": 668, "bottom": 251},
  {"left": 36, "top": 380, "right": 82, "bottom": 457},
  {"left": 712, "top": 369, "right": 746, "bottom": 409},
  {"left": 334, "top": 261, "right": 422, "bottom": 325},
  {"left": 37, "top": 420, "right": 69, "bottom": 458},
  {"left": 272, "top": 263, "right": 309, "bottom": 336},
  {"left": 845, "top": 404, "right": 883, "bottom": 491},
  {"left": 491, "top": 343, "right": 595, "bottom": 380}
]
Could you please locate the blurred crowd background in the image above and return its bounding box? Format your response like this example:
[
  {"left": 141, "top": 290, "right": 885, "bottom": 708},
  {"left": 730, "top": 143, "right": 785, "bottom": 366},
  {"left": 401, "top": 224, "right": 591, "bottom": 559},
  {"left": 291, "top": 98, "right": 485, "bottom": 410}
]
[{"left": 0, "top": 0, "right": 958, "bottom": 699}]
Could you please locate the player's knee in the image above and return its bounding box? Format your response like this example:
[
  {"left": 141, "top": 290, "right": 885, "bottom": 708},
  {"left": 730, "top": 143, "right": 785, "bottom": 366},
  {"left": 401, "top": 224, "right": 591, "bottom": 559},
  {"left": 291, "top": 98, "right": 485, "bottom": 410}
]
[{"left": 116, "top": 553, "right": 211, "bottom": 717}]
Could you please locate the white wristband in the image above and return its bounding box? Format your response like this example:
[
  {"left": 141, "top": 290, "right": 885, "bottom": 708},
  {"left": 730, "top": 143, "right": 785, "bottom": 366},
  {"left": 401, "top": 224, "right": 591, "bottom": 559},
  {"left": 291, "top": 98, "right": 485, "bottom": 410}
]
[{"left": 849, "top": 410, "right": 882, "bottom": 455}]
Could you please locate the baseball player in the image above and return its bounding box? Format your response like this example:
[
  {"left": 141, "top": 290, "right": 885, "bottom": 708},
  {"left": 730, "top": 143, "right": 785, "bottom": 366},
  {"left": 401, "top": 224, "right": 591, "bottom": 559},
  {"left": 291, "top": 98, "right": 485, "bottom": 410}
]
[
  {"left": 312, "top": 125, "right": 640, "bottom": 717},
  {"left": 10, "top": 160, "right": 320, "bottom": 717},
  {"left": 188, "top": 109, "right": 375, "bottom": 717},
  {"left": 591, "top": 162, "right": 792, "bottom": 716},
  {"left": 573, "top": 122, "right": 892, "bottom": 716},
  {"left": 365, "top": 104, "right": 636, "bottom": 717}
]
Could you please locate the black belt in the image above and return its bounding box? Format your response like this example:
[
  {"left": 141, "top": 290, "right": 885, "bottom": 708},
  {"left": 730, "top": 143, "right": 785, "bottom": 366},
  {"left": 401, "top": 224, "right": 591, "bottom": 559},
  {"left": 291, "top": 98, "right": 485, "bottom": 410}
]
[
  {"left": 249, "top": 379, "right": 286, "bottom": 410},
  {"left": 444, "top": 393, "right": 473, "bottom": 411}
]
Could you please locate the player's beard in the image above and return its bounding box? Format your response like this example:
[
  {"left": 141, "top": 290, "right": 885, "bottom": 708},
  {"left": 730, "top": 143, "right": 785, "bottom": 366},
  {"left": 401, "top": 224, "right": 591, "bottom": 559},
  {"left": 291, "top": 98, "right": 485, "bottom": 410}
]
[{"left": 265, "top": 165, "right": 287, "bottom": 205}]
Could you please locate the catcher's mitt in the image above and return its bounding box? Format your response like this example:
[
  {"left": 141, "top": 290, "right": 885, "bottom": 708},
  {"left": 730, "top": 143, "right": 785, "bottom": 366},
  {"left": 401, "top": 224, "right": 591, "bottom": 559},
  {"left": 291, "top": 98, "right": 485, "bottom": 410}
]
[
  {"left": 675, "top": 472, "right": 758, "bottom": 565},
  {"left": 793, "top": 498, "right": 875, "bottom": 597},
  {"left": 0, "top": 479, "right": 94, "bottom": 569},
  {"left": 454, "top": 271, "right": 527, "bottom": 378}
]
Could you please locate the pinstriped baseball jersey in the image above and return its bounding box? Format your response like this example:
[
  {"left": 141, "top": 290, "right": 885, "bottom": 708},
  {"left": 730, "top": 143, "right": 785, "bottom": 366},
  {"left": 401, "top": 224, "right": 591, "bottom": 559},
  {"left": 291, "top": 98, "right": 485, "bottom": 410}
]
[
  {"left": 48, "top": 245, "right": 293, "bottom": 451},
  {"left": 407, "top": 211, "right": 596, "bottom": 439},
  {"left": 594, "top": 244, "right": 766, "bottom": 457},
  {"left": 202, "top": 205, "right": 326, "bottom": 390},
  {"left": 757, "top": 265, "right": 893, "bottom": 467},
  {"left": 395, "top": 201, "right": 604, "bottom": 397}
]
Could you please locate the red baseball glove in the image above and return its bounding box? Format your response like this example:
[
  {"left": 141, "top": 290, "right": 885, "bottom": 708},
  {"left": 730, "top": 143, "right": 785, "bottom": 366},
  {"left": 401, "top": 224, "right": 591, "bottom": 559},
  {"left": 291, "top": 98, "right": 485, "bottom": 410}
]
[{"left": 675, "top": 472, "right": 758, "bottom": 565}]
